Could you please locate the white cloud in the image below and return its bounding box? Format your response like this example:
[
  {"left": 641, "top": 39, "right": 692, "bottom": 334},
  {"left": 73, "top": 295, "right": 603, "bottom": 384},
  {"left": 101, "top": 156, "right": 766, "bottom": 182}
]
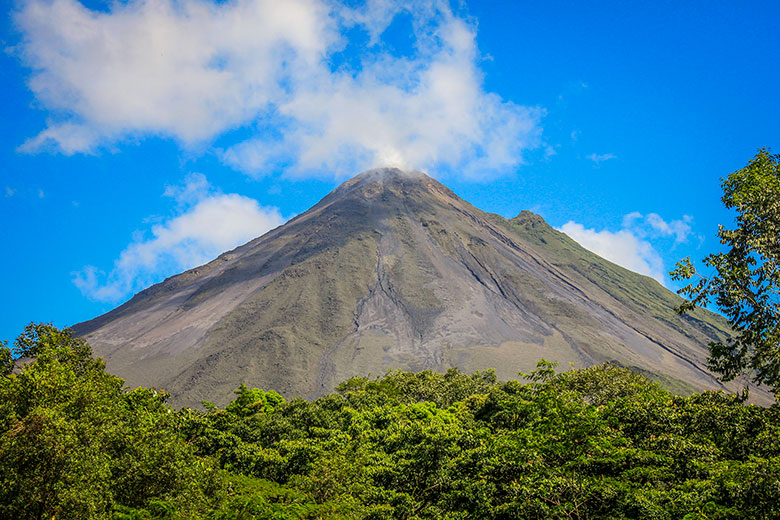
[
  {"left": 16, "top": 0, "right": 334, "bottom": 152},
  {"left": 4, "top": 187, "right": 15, "bottom": 197},
  {"left": 558, "top": 212, "right": 694, "bottom": 285},
  {"left": 622, "top": 211, "right": 693, "bottom": 244},
  {"left": 621, "top": 211, "right": 643, "bottom": 228},
  {"left": 559, "top": 221, "right": 666, "bottom": 284},
  {"left": 72, "top": 175, "right": 285, "bottom": 302},
  {"left": 644, "top": 213, "right": 692, "bottom": 244},
  {"left": 162, "top": 172, "right": 211, "bottom": 205},
  {"left": 586, "top": 152, "right": 617, "bottom": 165},
  {"left": 15, "top": 0, "right": 543, "bottom": 178}
]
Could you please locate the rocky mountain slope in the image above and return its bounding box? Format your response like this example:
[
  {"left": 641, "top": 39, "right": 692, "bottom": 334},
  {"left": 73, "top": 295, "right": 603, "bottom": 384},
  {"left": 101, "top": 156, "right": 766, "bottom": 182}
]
[{"left": 74, "top": 168, "right": 763, "bottom": 407}]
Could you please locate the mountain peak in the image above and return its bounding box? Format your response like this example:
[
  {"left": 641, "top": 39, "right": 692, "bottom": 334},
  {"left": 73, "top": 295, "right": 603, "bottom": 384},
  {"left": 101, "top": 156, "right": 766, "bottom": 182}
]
[
  {"left": 353, "top": 167, "right": 429, "bottom": 182},
  {"left": 343, "top": 167, "right": 431, "bottom": 191},
  {"left": 73, "top": 167, "right": 759, "bottom": 407},
  {"left": 510, "top": 210, "right": 549, "bottom": 230},
  {"left": 328, "top": 167, "right": 458, "bottom": 203}
]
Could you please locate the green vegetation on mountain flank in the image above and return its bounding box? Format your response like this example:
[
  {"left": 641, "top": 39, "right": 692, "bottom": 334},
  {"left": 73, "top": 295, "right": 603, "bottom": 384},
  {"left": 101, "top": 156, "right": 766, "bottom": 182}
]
[{"left": 2, "top": 324, "right": 779, "bottom": 519}]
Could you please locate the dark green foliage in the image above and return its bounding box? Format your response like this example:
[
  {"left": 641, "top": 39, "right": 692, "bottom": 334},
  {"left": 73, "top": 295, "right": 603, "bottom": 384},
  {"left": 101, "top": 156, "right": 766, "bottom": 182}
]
[
  {"left": 672, "top": 148, "right": 780, "bottom": 395},
  {"left": 177, "top": 361, "right": 780, "bottom": 519},
  {"left": 0, "top": 339, "right": 13, "bottom": 376},
  {"left": 224, "top": 383, "right": 285, "bottom": 417},
  {"left": 336, "top": 367, "right": 498, "bottom": 407},
  {"left": 2, "top": 325, "right": 779, "bottom": 519},
  {"left": 0, "top": 324, "right": 219, "bottom": 519}
]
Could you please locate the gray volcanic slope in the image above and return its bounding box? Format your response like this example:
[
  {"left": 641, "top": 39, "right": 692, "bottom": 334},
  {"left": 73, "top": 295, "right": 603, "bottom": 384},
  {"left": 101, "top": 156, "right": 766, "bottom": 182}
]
[{"left": 73, "top": 168, "right": 765, "bottom": 407}]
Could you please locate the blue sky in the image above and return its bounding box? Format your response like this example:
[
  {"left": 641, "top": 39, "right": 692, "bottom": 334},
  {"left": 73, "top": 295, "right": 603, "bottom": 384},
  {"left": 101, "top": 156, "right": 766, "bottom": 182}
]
[{"left": 1, "top": 0, "right": 779, "bottom": 344}]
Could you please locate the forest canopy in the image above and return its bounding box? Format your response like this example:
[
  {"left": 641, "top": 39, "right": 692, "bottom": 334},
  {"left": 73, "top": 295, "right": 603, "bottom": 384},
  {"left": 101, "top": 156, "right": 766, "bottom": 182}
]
[{"left": 1, "top": 324, "right": 779, "bottom": 519}]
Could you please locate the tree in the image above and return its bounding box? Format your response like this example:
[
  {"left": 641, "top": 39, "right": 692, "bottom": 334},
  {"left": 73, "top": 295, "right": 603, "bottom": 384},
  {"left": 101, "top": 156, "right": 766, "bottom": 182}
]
[
  {"left": 671, "top": 148, "right": 780, "bottom": 396},
  {"left": 0, "top": 323, "right": 220, "bottom": 519}
]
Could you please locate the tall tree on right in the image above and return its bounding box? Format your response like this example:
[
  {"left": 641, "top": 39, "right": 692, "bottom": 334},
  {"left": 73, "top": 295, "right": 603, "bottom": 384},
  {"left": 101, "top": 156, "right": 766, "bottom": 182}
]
[{"left": 672, "top": 148, "right": 780, "bottom": 397}]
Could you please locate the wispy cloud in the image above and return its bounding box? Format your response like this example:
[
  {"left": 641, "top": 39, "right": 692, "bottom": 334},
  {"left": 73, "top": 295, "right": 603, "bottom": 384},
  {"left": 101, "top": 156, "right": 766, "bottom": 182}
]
[
  {"left": 622, "top": 211, "right": 693, "bottom": 244},
  {"left": 72, "top": 174, "right": 285, "bottom": 302},
  {"left": 586, "top": 152, "right": 617, "bottom": 165},
  {"left": 4, "top": 187, "right": 15, "bottom": 197},
  {"left": 558, "top": 211, "right": 695, "bottom": 285},
  {"left": 15, "top": 0, "right": 543, "bottom": 179},
  {"left": 644, "top": 213, "right": 693, "bottom": 244}
]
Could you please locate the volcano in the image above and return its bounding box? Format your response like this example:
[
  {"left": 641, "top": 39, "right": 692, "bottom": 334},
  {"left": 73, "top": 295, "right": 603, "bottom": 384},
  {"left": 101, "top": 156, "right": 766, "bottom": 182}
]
[{"left": 74, "top": 168, "right": 757, "bottom": 407}]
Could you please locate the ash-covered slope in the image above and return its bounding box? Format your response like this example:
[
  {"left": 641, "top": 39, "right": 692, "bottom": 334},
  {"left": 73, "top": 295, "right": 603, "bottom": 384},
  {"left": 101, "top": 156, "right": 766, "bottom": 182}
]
[{"left": 74, "top": 168, "right": 760, "bottom": 407}]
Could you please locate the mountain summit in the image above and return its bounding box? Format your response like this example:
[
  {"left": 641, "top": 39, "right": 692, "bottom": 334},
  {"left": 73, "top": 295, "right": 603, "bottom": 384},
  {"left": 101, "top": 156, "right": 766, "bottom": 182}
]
[{"left": 74, "top": 168, "right": 756, "bottom": 407}]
